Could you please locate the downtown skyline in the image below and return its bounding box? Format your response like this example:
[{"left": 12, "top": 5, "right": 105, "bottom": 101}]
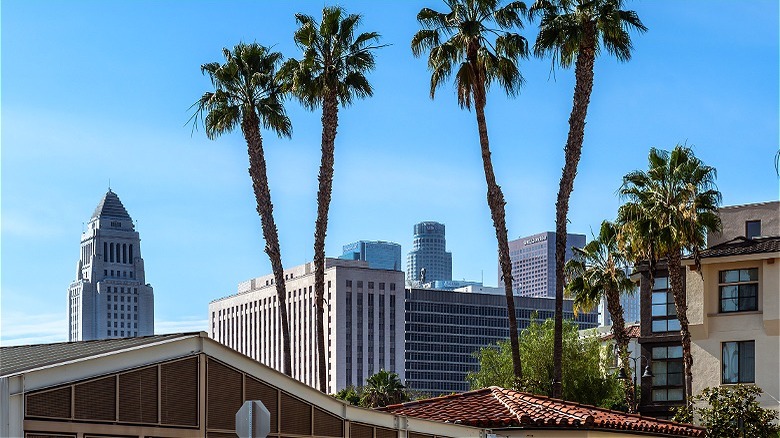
[{"left": 2, "top": 0, "right": 778, "bottom": 346}]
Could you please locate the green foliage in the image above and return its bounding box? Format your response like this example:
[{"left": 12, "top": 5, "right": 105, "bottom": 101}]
[
  {"left": 468, "top": 317, "right": 624, "bottom": 408},
  {"left": 672, "top": 385, "right": 780, "bottom": 438},
  {"left": 333, "top": 385, "right": 362, "bottom": 406},
  {"left": 361, "top": 369, "right": 409, "bottom": 408}
]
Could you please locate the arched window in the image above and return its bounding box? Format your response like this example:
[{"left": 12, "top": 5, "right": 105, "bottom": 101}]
[
  {"left": 110, "top": 243, "right": 114, "bottom": 262},
  {"left": 129, "top": 245, "right": 134, "bottom": 264},
  {"left": 104, "top": 242, "right": 108, "bottom": 262},
  {"left": 122, "top": 244, "right": 127, "bottom": 263}
]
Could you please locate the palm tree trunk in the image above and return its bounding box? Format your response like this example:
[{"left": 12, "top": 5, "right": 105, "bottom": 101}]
[
  {"left": 552, "top": 29, "right": 596, "bottom": 399},
  {"left": 313, "top": 93, "right": 339, "bottom": 393},
  {"left": 242, "top": 109, "right": 292, "bottom": 376},
  {"left": 605, "top": 288, "right": 633, "bottom": 412},
  {"left": 472, "top": 76, "right": 522, "bottom": 386},
  {"left": 667, "top": 249, "right": 693, "bottom": 399}
]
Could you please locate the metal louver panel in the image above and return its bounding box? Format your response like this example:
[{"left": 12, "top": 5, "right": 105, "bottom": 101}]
[
  {"left": 207, "top": 359, "right": 243, "bottom": 431},
  {"left": 408, "top": 433, "right": 434, "bottom": 438},
  {"left": 375, "top": 427, "right": 397, "bottom": 438},
  {"left": 160, "top": 357, "right": 199, "bottom": 426},
  {"left": 313, "top": 407, "right": 344, "bottom": 437},
  {"left": 244, "top": 376, "right": 278, "bottom": 433},
  {"left": 25, "top": 434, "right": 76, "bottom": 438},
  {"left": 74, "top": 376, "right": 116, "bottom": 421},
  {"left": 350, "top": 423, "right": 374, "bottom": 438},
  {"left": 119, "top": 365, "right": 158, "bottom": 424},
  {"left": 25, "top": 387, "right": 72, "bottom": 419},
  {"left": 206, "top": 432, "right": 238, "bottom": 438},
  {"left": 279, "top": 392, "right": 311, "bottom": 436}
]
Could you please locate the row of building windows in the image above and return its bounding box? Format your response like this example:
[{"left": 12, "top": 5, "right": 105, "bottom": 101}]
[
  {"left": 104, "top": 269, "right": 134, "bottom": 279},
  {"left": 103, "top": 242, "right": 134, "bottom": 264},
  {"left": 345, "top": 280, "right": 396, "bottom": 291}
]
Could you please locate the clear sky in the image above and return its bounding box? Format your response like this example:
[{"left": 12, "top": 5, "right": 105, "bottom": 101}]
[{"left": 2, "top": 1, "right": 778, "bottom": 346}]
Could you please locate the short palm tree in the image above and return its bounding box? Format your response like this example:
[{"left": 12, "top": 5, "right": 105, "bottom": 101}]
[
  {"left": 411, "top": 0, "right": 529, "bottom": 386},
  {"left": 565, "top": 220, "right": 636, "bottom": 410},
  {"left": 192, "top": 43, "right": 293, "bottom": 376},
  {"left": 529, "top": 0, "right": 646, "bottom": 398},
  {"left": 618, "top": 145, "right": 721, "bottom": 399},
  {"left": 280, "top": 6, "right": 383, "bottom": 393},
  {"left": 361, "top": 370, "right": 408, "bottom": 408}
]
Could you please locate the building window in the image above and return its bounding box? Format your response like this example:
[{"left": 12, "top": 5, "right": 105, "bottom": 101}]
[
  {"left": 390, "top": 283, "right": 396, "bottom": 291},
  {"left": 745, "top": 220, "right": 761, "bottom": 239},
  {"left": 719, "top": 269, "right": 758, "bottom": 313},
  {"left": 722, "top": 341, "right": 755, "bottom": 384},
  {"left": 651, "top": 277, "right": 680, "bottom": 333},
  {"left": 368, "top": 282, "right": 374, "bottom": 289},
  {"left": 357, "top": 281, "right": 363, "bottom": 289},
  {"left": 346, "top": 280, "right": 352, "bottom": 288},
  {"left": 651, "top": 345, "right": 684, "bottom": 402}
]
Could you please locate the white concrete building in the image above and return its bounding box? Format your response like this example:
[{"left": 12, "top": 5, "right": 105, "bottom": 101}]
[
  {"left": 67, "top": 189, "right": 154, "bottom": 340},
  {"left": 210, "top": 258, "right": 405, "bottom": 393}
]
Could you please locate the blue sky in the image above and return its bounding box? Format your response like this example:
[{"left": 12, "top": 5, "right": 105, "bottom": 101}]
[{"left": 2, "top": 1, "right": 778, "bottom": 346}]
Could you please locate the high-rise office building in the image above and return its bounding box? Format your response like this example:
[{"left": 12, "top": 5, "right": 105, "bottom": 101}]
[
  {"left": 406, "top": 221, "right": 452, "bottom": 283},
  {"left": 340, "top": 240, "right": 402, "bottom": 271},
  {"left": 405, "top": 287, "right": 598, "bottom": 396},
  {"left": 500, "top": 231, "right": 586, "bottom": 298},
  {"left": 67, "top": 190, "right": 154, "bottom": 341},
  {"left": 598, "top": 292, "right": 641, "bottom": 326},
  {"left": 210, "top": 258, "right": 405, "bottom": 393}
]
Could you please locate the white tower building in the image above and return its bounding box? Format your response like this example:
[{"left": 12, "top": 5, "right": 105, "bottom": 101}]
[{"left": 68, "top": 189, "right": 154, "bottom": 340}]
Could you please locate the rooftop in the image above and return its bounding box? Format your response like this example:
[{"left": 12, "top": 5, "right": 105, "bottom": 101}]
[
  {"left": 697, "top": 236, "right": 780, "bottom": 259},
  {"left": 378, "top": 386, "right": 705, "bottom": 437},
  {"left": 92, "top": 189, "right": 132, "bottom": 220},
  {"left": 0, "top": 333, "right": 199, "bottom": 376}
]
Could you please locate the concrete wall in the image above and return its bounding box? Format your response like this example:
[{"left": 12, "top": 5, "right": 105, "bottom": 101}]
[
  {"left": 689, "top": 256, "right": 779, "bottom": 412},
  {"left": 708, "top": 201, "right": 780, "bottom": 246}
]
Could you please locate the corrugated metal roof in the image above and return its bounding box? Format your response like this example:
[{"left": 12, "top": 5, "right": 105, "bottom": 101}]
[{"left": 0, "top": 332, "right": 200, "bottom": 376}]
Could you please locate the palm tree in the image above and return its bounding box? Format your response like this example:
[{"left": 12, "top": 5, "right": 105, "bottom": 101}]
[
  {"left": 192, "top": 43, "right": 293, "bottom": 376},
  {"left": 411, "top": 0, "right": 529, "bottom": 387},
  {"left": 529, "top": 0, "right": 646, "bottom": 398},
  {"left": 564, "top": 220, "right": 637, "bottom": 411},
  {"left": 618, "top": 145, "right": 721, "bottom": 400},
  {"left": 361, "top": 370, "right": 408, "bottom": 408},
  {"left": 280, "top": 6, "right": 383, "bottom": 393}
]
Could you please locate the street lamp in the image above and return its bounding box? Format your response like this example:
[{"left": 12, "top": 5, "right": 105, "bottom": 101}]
[{"left": 614, "top": 345, "right": 653, "bottom": 413}]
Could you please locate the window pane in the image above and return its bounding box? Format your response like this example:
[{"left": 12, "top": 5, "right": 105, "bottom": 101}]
[
  {"left": 652, "top": 304, "right": 667, "bottom": 316},
  {"left": 652, "top": 389, "right": 668, "bottom": 401},
  {"left": 668, "top": 361, "right": 684, "bottom": 373},
  {"left": 746, "top": 221, "right": 761, "bottom": 239},
  {"left": 668, "top": 319, "right": 681, "bottom": 331},
  {"left": 667, "top": 304, "right": 678, "bottom": 316},
  {"left": 668, "top": 389, "right": 684, "bottom": 401},
  {"left": 652, "top": 320, "right": 668, "bottom": 332},
  {"left": 652, "top": 347, "right": 668, "bottom": 359},
  {"left": 720, "top": 285, "right": 738, "bottom": 299},
  {"left": 740, "top": 268, "right": 758, "bottom": 282},
  {"left": 720, "top": 270, "right": 739, "bottom": 283},
  {"left": 653, "top": 277, "right": 668, "bottom": 290},
  {"left": 739, "top": 295, "right": 757, "bottom": 312},
  {"left": 668, "top": 346, "right": 683, "bottom": 358},
  {"left": 652, "top": 292, "right": 667, "bottom": 305},
  {"left": 739, "top": 341, "right": 755, "bottom": 383},
  {"left": 668, "top": 372, "right": 683, "bottom": 386},
  {"left": 722, "top": 342, "right": 739, "bottom": 383}
]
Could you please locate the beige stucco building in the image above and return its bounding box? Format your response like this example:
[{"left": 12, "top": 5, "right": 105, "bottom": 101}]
[{"left": 685, "top": 201, "right": 780, "bottom": 413}]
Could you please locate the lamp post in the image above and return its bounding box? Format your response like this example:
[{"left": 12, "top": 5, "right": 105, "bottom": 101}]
[{"left": 615, "top": 350, "right": 653, "bottom": 414}]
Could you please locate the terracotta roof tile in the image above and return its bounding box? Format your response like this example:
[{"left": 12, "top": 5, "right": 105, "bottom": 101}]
[
  {"left": 600, "top": 324, "right": 641, "bottom": 341},
  {"left": 378, "top": 386, "right": 705, "bottom": 437}
]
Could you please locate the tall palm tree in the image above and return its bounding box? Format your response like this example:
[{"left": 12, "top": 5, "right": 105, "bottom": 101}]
[
  {"left": 618, "top": 145, "right": 721, "bottom": 400},
  {"left": 192, "top": 43, "right": 293, "bottom": 376},
  {"left": 280, "top": 6, "right": 383, "bottom": 393},
  {"left": 529, "top": 0, "right": 646, "bottom": 398},
  {"left": 411, "top": 0, "right": 529, "bottom": 386},
  {"left": 361, "top": 370, "right": 408, "bottom": 408},
  {"left": 564, "top": 220, "right": 637, "bottom": 411}
]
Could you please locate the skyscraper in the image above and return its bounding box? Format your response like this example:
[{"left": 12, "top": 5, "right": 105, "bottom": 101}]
[
  {"left": 406, "top": 221, "right": 452, "bottom": 283},
  {"left": 67, "top": 189, "right": 154, "bottom": 341},
  {"left": 339, "top": 240, "right": 402, "bottom": 271},
  {"left": 500, "top": 231, "right": 586, "bottom": 298}
]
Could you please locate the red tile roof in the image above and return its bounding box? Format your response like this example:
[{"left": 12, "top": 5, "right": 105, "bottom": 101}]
[
  {"left": 378, "top": 386, "right": 705, "bottom": 437},
  {"left": 600, "top": 324, "right": 641, "bottom": 341}
]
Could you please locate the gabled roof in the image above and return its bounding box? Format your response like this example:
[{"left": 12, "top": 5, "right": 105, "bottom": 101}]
[
  {"left": 697, "top": 236, "right": 780, "bottom": 259},
  {"left": 92, "top": 189, "right": 132, "bottom": 220},
  {"left": 0, "top": 333, "right": 198, "bottom": 376},
  {"left": 378, "top": 386, "right": 705, "bottom": 437}
]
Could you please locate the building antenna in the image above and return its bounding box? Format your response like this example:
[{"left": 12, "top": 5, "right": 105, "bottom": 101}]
[{"left": 108, "top": 178, "right": 111, "bottom": 191}]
